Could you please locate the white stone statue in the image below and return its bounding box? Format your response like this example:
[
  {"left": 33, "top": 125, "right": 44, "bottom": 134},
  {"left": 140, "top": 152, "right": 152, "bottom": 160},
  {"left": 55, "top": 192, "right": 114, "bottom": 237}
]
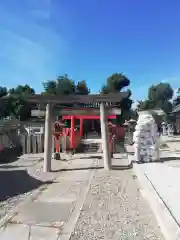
[
  {"left": 167, "top": 123, "right": 174, "bottom": 136},
  {"left": 133, "top": 111, "right": 160, "bottom": 162},
  {"left": 161, "top": 122, "right": 167, "bottom": 135}
]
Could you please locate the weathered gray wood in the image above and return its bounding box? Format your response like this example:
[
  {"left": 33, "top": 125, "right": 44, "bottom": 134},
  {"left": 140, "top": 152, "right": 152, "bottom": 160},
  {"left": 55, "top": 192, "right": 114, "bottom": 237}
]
[
  {"left": 3, "top": 92, "right": 129, "bottom": 104},
  {"left": 20, "top": 135, "right": 26, "bottom": 154},
  {"left": 31, "top": 108, "right": 121, "bottom": 117},
  {"left": 19, "top": 134, "right": 45, "bottom": 154},
  {"left": 44, "top": 103, "right": 53, "bottom": 172},
  {"left": 1, "top": 134, "right": 11, "bottom": 147},
  {"left": 37, "top": 134, "right": 44, "bottom": 153},
  {"left": 100, "top": 102, "right": 111, "bottom": 170},
  {"left": 26, "top": 135, "right": 31, "bottom": 154},
  {"left": 32, "top": 135, "right": 37, "bottom": 154}
]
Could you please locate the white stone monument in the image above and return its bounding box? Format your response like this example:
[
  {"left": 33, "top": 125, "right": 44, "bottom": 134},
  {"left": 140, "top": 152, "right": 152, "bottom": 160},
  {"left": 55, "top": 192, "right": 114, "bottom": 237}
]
[
  {"left": 133, "top": 111, "right": 160, "bottom": 162},
  {"left": 167, "top": 123, "right": 174, "bottom": 136}
]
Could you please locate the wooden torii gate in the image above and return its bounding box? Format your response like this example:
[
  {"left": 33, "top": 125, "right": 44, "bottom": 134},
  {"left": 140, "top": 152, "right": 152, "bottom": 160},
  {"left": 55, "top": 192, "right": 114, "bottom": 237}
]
[{"left": 2, "top": 92, "right": 129, "bottom": 172}]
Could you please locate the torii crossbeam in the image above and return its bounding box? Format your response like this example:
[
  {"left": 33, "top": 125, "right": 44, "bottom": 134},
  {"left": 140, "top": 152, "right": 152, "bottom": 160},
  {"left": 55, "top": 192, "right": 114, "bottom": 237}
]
[{"left": 1, "top": 92, "right": 129, "bottom": 172}]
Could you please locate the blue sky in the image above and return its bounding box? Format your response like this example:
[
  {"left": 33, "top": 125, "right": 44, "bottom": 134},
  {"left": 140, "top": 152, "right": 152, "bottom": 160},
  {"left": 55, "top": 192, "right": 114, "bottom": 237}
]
[{"left": 0, "top": 0, "right": 180, "bottom": 102}]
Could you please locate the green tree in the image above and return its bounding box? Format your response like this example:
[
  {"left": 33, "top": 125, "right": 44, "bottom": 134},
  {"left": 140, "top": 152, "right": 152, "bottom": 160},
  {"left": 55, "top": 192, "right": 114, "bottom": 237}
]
[
  {"left": 42, "top": 80, "right": 57, "bottom": 95},
  {"left": 0, "top": 87, "right": 8, "bottom": 118},
  {"left": 9, "top": 84, "right": 35, "bottom": 95},
  {"left": 137, "top": 100, "right": 155, "bottom": 111},
  {"left": 137, "top": 83, "right": 173, "bottom": 114},
  {"left": 0, "top": 87, "right": 8, "bottom": 98},
  {"left": 76, "top": 80, "right": 90, "bottom": 95},
  {"left": 43, "top": 74, "right": 76, "bottom": 95},
  {"left": 101, "top": 73, "right": 133, "bottom": 123},
  {"left": 101, "top": 73, "right": 130, "bottom": 94},
  {"left": 8, "top": 85, "right": 36, "bottom": 120}
]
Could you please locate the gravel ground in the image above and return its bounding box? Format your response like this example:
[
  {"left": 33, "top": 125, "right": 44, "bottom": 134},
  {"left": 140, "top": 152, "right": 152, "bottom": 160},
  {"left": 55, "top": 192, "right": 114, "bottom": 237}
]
[{"left": 70, "top": 169, "right": 165, "bottom": 240}]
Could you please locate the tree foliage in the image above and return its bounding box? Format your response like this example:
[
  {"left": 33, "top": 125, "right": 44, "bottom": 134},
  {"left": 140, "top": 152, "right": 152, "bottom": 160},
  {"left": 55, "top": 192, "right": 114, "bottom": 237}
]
[
  {"left": 76, "top": 80, "right": 90, "bottom": 95},
  {"left": 0, "top": 87, "right": 8, "bottom": 98},
  {"left": 101, "top": 73, "right": 133, "bottom": 123},
  {"left": 0, "top": 87, "right": 8, "bottom": 118},
  {"left": 148, "top": 83, "right": 173, "bottom": 102},
  {"left": 43, "top": 74, "right": 76, "bottom": 95},
  {"left": 0, "top": 73, "right": 132, "bottom": 123},
  {"left": 43, "top": 75, "right": 90, "bottom": 96},
  {"left": 137, "top": 83, "right": 173, "bottom": 114},
  {"left": 7, "top": 85, "right": 35, "bottom": 120},
  {"left": 101, "top": 73, "right": 130, "bottom": 94}
]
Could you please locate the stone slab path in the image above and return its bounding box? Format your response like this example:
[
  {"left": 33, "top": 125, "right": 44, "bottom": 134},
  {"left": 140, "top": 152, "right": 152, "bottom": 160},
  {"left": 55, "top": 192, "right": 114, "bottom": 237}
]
[
  {"left": 134, "top": 161, "right": 180, "bottom": 240},
  {"left": 0, "top": 155, "right": 165, "bottom": 239}
]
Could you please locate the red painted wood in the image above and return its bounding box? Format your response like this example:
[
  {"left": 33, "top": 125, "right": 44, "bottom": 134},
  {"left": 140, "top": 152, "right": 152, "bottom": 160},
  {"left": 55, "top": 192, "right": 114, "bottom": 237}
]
[
  {"left": 62, "top": 115, "right": 116, "bottom": 120},
  {"left": 80, "top": 118, "right": 83, "bottom": 137},
  {"left": 70, "top": 116, "right": 75, "bottom": 148}
]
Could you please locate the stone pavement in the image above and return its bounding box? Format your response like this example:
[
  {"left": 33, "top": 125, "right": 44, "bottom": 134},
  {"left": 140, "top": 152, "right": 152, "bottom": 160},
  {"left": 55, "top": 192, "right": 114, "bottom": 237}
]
[
  {"left": 0, "top": 154, "right": 165, "bottom": 239},
  {"left": 134, "top": 157, "right": 180, "bottom": 240}
]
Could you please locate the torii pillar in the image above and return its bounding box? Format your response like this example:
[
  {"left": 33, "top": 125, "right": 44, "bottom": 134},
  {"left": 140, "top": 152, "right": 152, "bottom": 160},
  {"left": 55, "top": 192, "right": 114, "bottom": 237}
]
[
  {"left": 44, "top": 103, "right": 53, "bottom": 172},
  {"left": 100, "top": 102, "right": 111, "bottom": 170}
]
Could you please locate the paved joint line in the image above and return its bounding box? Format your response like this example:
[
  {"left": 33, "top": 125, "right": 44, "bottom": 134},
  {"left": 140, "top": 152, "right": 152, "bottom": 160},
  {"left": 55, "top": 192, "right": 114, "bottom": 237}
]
[
  {"left": 145, "top": 173, "right": 180, "bottom": 229},
  {"left": 59, "top": 169, "right": 95, "bottom": 239},
  {"left": 0, "top": 174, "right": 58, "bottom": 228},
  {"left": 28, "top": 225, "right": 31, "bottom": 240},
  {"left": 133, "top": 164, "right": 180, "bottom": 240}
]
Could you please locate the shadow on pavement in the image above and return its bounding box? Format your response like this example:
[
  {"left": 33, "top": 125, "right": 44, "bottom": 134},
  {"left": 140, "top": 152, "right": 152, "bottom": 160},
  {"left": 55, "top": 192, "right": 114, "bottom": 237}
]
[
  {"left": 158, "top": 156, "right": 180, "bottom": 162},
  {"left": 0, "top": 165, "right": 34, "bottom": 169},
  {"left": 52, "top": 163, "right": 133, "bottom": 172},
  {"left": 164, "top": 139, "right": 180, "bottom": 142},
  {"left": 0, "top": 169, "right": 52, "bottom": 202},
  {"left": 0, "top": 146, "right": 22, "bottom": 164},
  {"left": 134, "top": 156, "right": 180, "bottom": 164},
  {"left": 79, "top": 156, "right": 102, "bottom": 159}
]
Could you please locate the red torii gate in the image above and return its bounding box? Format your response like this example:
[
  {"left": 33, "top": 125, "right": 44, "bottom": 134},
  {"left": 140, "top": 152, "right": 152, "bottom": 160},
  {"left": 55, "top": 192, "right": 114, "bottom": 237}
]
[{"left": 52, "top": 113, "right": 120, "bottom": 159}]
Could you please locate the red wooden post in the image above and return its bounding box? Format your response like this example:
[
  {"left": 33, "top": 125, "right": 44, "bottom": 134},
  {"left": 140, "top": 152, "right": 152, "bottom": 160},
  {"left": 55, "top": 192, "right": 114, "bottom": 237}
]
[
  {"left": 55, "top": 134, "right": 60, "bottom": 153},
  {"left": 70, "top": 116, "right": 75, "bottom": 149},
  {"left": 79, "top": 117, "right": 83, "bottom": 137}
]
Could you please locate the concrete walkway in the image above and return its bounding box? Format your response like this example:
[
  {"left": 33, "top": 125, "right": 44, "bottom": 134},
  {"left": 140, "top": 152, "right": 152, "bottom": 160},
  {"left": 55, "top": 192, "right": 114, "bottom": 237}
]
[
  {"left": 0, "top": 155, "right": 165, "bottom": 239},
  {"left": 133, "top": 152, "right": 180, "bottom": 240}
]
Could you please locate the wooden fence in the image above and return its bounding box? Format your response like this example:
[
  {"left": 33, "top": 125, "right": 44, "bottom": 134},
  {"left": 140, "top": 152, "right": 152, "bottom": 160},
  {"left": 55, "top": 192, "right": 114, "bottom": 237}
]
[
  {"left": 20, "top": 134, "right": 45, "bottom": 154},
  {"left": 0, "top": 131, "right": 71, "bottom": 155},
  {"left": 0, "top": 131, "right": 128, "bottom": 155},
  {"left": 19, "top": 134, "right": 67, "bottom": 154},
  {"left": 0, "top": 134, "right": 12, "bottom": 147}
]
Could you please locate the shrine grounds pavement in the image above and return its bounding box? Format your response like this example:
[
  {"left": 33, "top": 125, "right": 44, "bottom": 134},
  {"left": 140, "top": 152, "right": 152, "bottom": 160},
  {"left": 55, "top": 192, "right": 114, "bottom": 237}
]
[{"left": 0, "top": 153, "right": 165, "bottom": 240}]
